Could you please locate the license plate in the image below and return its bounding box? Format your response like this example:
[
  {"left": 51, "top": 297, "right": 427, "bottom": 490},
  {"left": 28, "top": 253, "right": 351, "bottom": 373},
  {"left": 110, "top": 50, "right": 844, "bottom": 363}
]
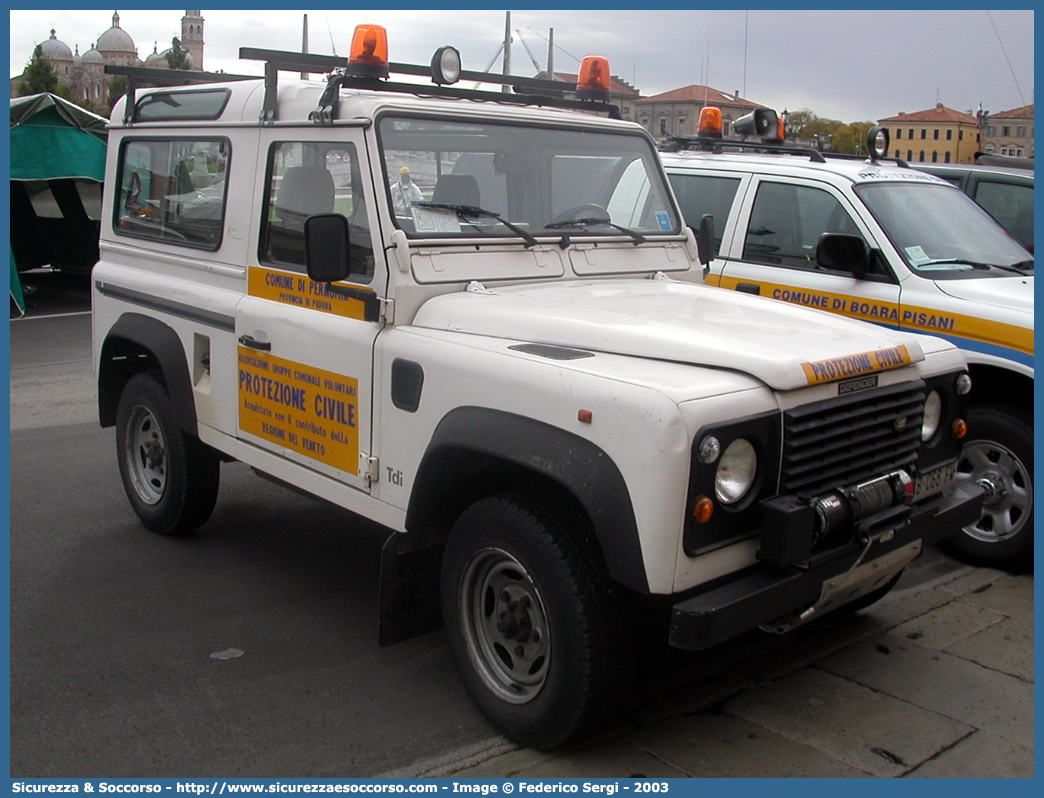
[{"left": 913, "top": 462, "right": 957, "bottom": 502}]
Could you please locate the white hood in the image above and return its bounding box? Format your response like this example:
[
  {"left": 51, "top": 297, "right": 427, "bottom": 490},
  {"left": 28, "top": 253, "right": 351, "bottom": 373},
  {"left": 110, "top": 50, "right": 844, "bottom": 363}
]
[
  {"left": 412, "top": 279, "right": 929, "bottom": 391},
  {"left": 935, "top": 275, "right": 1034, "bottom": 316}
]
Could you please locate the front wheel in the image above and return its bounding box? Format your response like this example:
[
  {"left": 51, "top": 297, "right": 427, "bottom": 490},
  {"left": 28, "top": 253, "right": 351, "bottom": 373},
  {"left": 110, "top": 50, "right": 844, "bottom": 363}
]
[
  {"left": 115, "top": 371, "right": 220, "bottom": 535},
  {"left": 441, "top": 494, "right": 632, "bottom": 749},
  {"left": 944, "top": 404, "right": 1033, "bottom": 571}
]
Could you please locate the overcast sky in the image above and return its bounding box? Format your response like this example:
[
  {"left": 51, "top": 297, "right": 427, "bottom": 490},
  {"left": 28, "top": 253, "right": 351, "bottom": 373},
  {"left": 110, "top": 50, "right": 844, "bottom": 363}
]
[{"left": 9, "top": 8, "right": 1034, "bottom": 122}]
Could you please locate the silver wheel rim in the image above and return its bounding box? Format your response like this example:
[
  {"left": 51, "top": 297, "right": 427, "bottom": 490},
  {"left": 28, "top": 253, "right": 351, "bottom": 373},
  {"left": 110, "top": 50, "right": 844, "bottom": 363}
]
[
  {"left": 123, "top": 404, "right": 167, "bottom": 505},
  {"left": 458, "top": 547, "right": 550, "bottom": 705},
  {"left": 953, "top": 438, "right": 1032, "bottom": 544}
]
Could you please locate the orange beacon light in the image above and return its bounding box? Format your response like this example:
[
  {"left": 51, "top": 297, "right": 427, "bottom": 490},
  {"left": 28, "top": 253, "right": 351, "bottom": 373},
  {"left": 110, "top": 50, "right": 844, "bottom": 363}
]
[
  {"left": 348, "top": 24, "right": 390, "bottom": 78},
  {"left": 576, "top": 55, "right": 611, "bottom": 101},
  {"left": 697, "top": 107, "right": 723, "bottom": 139}
]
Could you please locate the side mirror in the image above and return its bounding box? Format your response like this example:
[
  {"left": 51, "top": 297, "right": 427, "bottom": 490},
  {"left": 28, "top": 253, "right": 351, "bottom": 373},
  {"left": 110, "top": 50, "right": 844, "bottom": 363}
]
[
  {"left": 304, "top": 213, "right": 351, "bottom": 283},
  {"left": 816, "top": 232, "right": 869, "bottom": 278},
  {"left": 694, "top": 214, "right": 715, "bottom": 269}
]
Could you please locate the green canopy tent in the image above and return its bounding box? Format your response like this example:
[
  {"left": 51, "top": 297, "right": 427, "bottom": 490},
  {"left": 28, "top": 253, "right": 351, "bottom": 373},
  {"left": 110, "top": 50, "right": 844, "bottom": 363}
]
[{"left": 10, "top": 93, "right": 108, "bottom": 315}]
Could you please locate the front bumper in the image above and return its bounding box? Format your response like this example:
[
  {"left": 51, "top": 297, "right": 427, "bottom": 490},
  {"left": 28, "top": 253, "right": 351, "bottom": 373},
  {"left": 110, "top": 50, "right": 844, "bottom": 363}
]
[{"left": 669, "top": 482, "right": 984, "bottom": 650}]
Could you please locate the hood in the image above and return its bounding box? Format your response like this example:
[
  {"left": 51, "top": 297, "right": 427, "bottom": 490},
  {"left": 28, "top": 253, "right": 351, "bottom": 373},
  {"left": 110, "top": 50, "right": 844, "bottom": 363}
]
[
  {"left": 412, "top": 279, "right": 928, "bottom": 391},
  {"left": 935, "top": 274, "right": 1034, "bottom": 316}
]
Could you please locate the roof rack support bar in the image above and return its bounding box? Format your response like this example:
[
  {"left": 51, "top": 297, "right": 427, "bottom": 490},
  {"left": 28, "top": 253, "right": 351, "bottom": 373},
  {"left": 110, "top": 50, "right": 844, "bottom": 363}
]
[
  {"left": 261, "top": 60, "right": 278, "bottom": 124},
  {"left": 123, "top": 75, "right": 137, "bottom": 126},
  {"left": 240, "top": 48, "right": 350, "bottom": 124}
]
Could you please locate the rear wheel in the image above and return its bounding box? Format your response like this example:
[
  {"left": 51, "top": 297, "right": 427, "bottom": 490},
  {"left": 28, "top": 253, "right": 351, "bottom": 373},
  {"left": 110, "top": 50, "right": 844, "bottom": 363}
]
[
  {"left": 944, "top": 404, "right": 1033, "bottom": 571},
  {"left": 441, "top": 494, "right": 632, "bottom": 749},
  {"left": 115, "top": 371, "right": 220, "bottom": 535}
]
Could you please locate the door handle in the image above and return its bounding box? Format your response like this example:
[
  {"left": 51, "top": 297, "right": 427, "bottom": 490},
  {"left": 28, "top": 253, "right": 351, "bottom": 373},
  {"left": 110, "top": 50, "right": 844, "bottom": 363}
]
[
  {"left": 238, "top": 335, "right": 272, "bottom": 351},
  {"left": 736, "top": 283, "right": 761, "bottom": 295}
]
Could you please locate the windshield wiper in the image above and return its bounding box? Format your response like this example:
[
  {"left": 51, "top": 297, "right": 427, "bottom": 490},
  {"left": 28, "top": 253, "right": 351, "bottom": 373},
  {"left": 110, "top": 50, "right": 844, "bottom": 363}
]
[
  {"left": 918, "top": 258, "right": 1027, "bottom": 274},
  {"left": 413, "top": 201, "right": 538, "bottom": 248},
  {"left": 545, "top": 217, "right": 647, "bottom": 246},
  {"left": 1009, "top": 259, "right": 1034, "bottom": 273}
]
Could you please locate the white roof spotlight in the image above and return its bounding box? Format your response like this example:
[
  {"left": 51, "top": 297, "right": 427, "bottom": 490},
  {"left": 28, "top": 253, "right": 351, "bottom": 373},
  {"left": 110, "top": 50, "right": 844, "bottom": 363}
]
[{"left": 431, "top": 45, "right": 461, "bottom": 85}]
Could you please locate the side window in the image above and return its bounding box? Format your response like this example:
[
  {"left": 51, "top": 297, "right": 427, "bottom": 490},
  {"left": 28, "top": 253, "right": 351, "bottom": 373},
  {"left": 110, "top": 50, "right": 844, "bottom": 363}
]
[
  {"left": 744, "top": 182, "right": 866, "bottom": 271},
  {"left": 973, "top": 180, "right": 1034, "bottom": 249},
  {"left": 667, "top": 173, "right": 741, "bottom": 256},
  {"left": 115, "top": 138, "right": 229, "bottom": 249},
  {"left": 260, "top": 141, "right": 374, "bottom": 281}
]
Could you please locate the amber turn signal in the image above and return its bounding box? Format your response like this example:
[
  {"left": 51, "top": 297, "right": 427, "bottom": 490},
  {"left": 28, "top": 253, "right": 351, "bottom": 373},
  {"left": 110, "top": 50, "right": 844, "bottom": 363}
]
[{"left": 692, "top": 495, "right": 714, "bottom": 524}]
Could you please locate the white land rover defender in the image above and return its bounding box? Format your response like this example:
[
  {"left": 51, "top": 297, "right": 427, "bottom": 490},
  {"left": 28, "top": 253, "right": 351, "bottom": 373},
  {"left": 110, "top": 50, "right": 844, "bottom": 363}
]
[
  {"left": 660, "top": 109, "right": 1033, "bottom": 570},
  {"left": 93, "top": 28, "right": 982, "bottom": 748}
]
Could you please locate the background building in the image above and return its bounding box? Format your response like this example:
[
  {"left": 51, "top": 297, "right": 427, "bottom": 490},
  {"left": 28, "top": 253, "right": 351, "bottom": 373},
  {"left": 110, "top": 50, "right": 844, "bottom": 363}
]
[
  {"left": 981, "top": 104, "right": 1034, "bottom": 158},
  {"left": 634, "top": 85, "right": 763, "bottom": 142},
  {"left": 878, "top": 103, "right": 981, "bottom": 164},
  {"left": 10, "top": 11, "right": 205, "bottom": 107}
]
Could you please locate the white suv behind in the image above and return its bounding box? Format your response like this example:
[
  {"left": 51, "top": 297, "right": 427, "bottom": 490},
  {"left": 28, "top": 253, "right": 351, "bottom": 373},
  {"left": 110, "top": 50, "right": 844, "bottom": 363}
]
[{"left": 661, "top": 122, "right": 1033, "bottom": 570}]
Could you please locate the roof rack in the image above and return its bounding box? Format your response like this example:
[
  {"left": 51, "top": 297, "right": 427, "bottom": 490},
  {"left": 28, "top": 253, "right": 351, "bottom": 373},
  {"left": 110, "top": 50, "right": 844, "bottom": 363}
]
[
  {"left": 105, "top": 64, "right": 255, "bottom": 125},
  {"left": 661, "top": 136, "right": 913, "bottom": 169},
  {"left": 661, "top": 136, "right": 828, "bottom": 163},
  {"left": 107, "top": 48, "right": 621, "bottom": 127},
  {"left": 236, "top": 47, "right": 620, "bottom": 125}
]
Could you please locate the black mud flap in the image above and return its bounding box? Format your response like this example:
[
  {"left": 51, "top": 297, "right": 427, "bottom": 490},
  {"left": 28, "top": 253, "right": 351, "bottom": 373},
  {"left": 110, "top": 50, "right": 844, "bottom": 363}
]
[{"left": 378, "top": 533, "right": 444, "bottom": 646}]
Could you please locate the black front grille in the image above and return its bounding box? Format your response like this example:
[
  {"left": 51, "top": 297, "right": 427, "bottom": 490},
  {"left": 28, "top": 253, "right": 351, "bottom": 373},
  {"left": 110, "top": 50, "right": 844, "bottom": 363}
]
[{"left": 781, "top": 382, "right": 925, "bottom": 497}]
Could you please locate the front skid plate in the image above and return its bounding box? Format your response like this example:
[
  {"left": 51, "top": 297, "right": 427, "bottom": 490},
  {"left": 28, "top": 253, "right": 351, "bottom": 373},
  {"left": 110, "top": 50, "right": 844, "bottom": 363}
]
[{"left": 758, "top": 540, "right": 920, "bottom": 634}]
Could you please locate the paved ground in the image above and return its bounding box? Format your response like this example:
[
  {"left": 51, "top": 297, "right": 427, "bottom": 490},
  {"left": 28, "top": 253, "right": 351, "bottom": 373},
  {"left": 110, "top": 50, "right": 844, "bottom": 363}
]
[{"left": 389, "top": 566, "right": 1034, "bottom": 778}]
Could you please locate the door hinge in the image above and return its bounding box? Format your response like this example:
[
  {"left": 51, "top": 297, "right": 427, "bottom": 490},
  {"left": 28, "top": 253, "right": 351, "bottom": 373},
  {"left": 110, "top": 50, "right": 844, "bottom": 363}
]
[
  {"left": 380, "top": 298, "right": 394, "bottom": 324},
  {"left": 360, "top": 453, "right": 379, "bottom": 482}
]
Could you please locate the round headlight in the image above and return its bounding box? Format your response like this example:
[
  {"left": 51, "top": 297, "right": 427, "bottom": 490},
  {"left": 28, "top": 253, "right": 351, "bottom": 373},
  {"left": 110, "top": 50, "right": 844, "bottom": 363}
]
[
  {"left": 922, "top": 390, "right": 942, "bottom": 441},
  {"left": 715, "top": 438, "right": 757, "bottom": 504}
]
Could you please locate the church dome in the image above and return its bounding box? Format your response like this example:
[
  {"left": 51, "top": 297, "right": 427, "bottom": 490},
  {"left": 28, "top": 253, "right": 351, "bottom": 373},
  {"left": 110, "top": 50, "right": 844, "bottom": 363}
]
[
  {"left": 154, "top": 42, "right": 196, "bottom": 69},
  {"left": 97, "top": 12, "right": 136, "bottom": 53},
  {"left": 40, "top": 30, "right": 73, "bottom": 61},
  {"left": 144, "top": 43, "right": 166, "bottom": 67},
  {"left": 82, "top": 44, "right": 105, "bottom": 65}
]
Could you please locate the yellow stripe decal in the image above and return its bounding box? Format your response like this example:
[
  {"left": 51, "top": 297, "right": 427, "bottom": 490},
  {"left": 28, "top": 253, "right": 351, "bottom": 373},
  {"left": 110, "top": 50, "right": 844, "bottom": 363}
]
[
  {"left": 801, "top": 345, "right": 912, "bottom": 385},
  {"left": 248, "top": 266, "right": 372, "bottom": 321},
  {"left": 710, "top": 275, "right": 1033, "bottom": 357}
]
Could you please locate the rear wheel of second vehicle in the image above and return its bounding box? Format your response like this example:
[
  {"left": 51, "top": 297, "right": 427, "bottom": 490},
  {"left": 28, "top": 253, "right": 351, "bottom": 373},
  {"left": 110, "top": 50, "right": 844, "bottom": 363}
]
[
  {"left": 944, "top": 404, "right": 1033, "bottom": 572},
  {"left": 115, "top": 371, "right": 220, "bottom": 535}
]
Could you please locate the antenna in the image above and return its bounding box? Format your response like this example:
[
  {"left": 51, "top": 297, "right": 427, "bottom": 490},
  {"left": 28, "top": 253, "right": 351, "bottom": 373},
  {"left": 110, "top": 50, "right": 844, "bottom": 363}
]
[
  {"left": 300, "top": 14, "right": 308, "bottom": 80},
  {"left": 325, "top": 16, "right": 338, "bottom": 56},
  {"left": 742, "top": 10, "right": 748, "bottom": 99}
]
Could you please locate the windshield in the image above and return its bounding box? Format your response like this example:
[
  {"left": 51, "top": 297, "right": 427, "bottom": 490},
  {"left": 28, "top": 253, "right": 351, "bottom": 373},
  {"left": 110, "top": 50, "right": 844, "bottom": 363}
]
[
  {"left": 856, "top": 182, "right": 1032, "bottom": 277},
  {"left": 377, "top": 115, "right": 679, "bottom": 242}
]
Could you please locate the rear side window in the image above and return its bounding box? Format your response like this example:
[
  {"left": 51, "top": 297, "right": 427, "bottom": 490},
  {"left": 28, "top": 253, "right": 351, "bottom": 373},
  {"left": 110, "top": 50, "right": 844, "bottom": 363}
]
[
  {"left": 974, "top": 180, "right": 1034, "bottom": 250},
  {"left": 114, "top": 138, "right": 230, "bottom": 249},
  {"left": 667, "top": 173, "right": 741, "bottom": 255},
  {"left": 135, "top": 89, "right": 230, "bottom": 122}
]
